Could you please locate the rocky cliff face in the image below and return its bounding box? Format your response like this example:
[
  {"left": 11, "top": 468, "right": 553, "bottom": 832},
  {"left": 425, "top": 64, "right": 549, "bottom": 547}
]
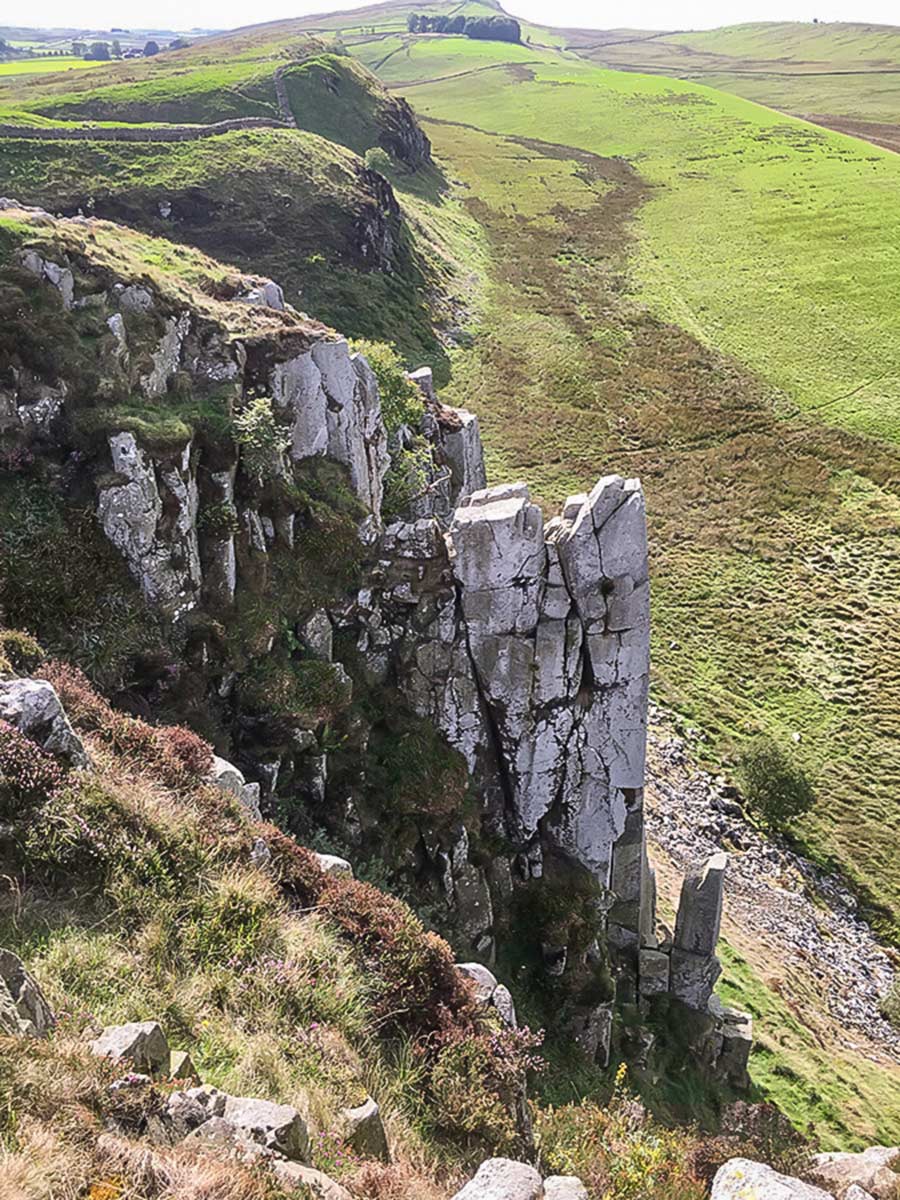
[{"left": 0, "top": 205, "right": 748, "bottom": 1081}]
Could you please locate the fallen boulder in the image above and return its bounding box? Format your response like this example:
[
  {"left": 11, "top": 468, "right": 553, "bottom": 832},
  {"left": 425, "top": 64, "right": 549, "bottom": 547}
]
[
  {"left": 336, "top": 1096, "right": 388, "bottom": 1160},
  {"left": 712, "top": 1159, "right": 832, "bottom": 1200},
  {"left": 166, "top": 1085, "right": 308, "bottom": 1161},
  {"left": 0, "top": 949, "right": 54, "bottom": 1036},
  {"left": 451, "top": 1158, "right": 543, "bottom": 1200},
  {"left": 809, "top": 1146, "right": 899, "bottom": 1200},
  {"left": 314, "top": 852, "right": 354, "bottom": 879},
  {"left": 90, "top": 1021, "right": 169, "bottom": 1074},
  {"left": 270, "top": 1160, "right": 352, "bottom": 1199},
  {"left": 0, "top": 678, "right": 89, "bottom": 768},
  {"left": 544, "top": 1179, "right": 588, "bottom": 1200}
]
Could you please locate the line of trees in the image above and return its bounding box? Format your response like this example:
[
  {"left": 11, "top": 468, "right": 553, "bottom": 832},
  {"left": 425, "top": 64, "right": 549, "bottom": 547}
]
[
  {"left": 407, "top": 12, "right": 521, "bottom": 43},
  {"left": 72, "top": 37, "right": 190, "bottom": 60}
]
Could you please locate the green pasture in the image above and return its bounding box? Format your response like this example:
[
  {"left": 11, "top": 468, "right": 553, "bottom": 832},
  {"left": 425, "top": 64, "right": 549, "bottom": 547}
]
[{"left": 0, "top": 56, "right": 109, "bottom": 77}]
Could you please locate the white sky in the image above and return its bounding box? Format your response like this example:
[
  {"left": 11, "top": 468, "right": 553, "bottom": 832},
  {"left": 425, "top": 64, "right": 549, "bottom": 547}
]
[{"left": 10, "top": 0, "right": 900, "bottom": 36}]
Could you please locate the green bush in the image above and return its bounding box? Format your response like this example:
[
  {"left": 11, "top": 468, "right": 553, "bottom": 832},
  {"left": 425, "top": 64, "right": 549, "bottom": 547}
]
[
  {"left": 364, "top": 146, "right": 394, "bottom": 177},
  {"left": 382, "top": 439, "right": 433, "bottom": 520},
  {"left": 350, "top": 340, "right": 424, "bottom": 435},
  {"left": 880, "top": 977, "right": 900, "bottom": 1027},
  {"left": 0, "top": 628, "right": 45, "bottom": 674},
  {"left": 234, "top": 396, "right": 290, "bottom": 485},
  {"left": 239, "top": 655, "right": 352, "bottom": 728},
  {"left": 737, "top": 737, "right": 815, "bottom": 831}
]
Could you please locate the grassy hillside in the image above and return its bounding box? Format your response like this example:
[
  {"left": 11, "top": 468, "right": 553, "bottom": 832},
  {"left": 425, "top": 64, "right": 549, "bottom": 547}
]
[
  {"left": 0, "top": 126, "right": 453, "bottom": 370},
  {"left": 0, "top": 19, "right": 463, "bottom": 371},
  {"left": 0, "top": 55, "right": 109, "bottom": 77},
  {"left": 322, "top": 32, "right": 900, "bottom": 952},
  {"left": 570, "top": 21, "right": 900, "bottom": 125}
]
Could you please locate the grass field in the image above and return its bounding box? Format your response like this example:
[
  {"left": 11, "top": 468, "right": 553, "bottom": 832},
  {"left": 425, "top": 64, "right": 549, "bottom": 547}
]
[
  {"left": 0, "top": 56, "right": 109, "bottom": 77},
  {"left": 569, "top": 21, "right": 900, "bottom": 125}
]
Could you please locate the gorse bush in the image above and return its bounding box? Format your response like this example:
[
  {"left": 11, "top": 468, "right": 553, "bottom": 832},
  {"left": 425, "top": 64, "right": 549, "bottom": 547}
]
[
  {"left": 233, "top": 396, "right": 290, "bottom": 485},
  {"left": 351, "top": 340, "right": 424, "bottom": 435},
  {"left": 0, "top": 628, "right": 45, "bottom": 674},
  {"left": 737, "top": 736, "right": 815, "bottom": 830}
]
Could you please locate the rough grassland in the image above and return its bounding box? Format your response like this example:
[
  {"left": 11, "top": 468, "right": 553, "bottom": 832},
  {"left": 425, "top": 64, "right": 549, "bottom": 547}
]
[
  {"left": 570, "top": 21, "right": 900, "bottom": 125},
  {"left": 401, "top": 52, "right": 900, "bottom": 443}
]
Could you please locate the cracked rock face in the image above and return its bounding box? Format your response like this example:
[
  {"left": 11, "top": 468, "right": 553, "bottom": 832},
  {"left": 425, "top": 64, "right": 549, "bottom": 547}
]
[
  {"left": 383, "top": 477, "right": 650, "bottom": 893},
  {"left": 270, "top": 339, "right": 389, "bottom": 516},
  {"left": 97, "top": 433, "right": 201, "bottom": 615}
]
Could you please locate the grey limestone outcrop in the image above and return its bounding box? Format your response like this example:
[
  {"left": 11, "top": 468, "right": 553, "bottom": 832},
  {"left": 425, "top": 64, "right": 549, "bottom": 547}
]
[
  {"left": 90, "top": 1020, "right": 170, "bottom": 1074},
  {"left": 451, "top": 1158, "right": 543, "bottom": 1200},
  {"left": 0, "top": 677, "right": 90, "bottom": 769},
  {"left": 711, "top": 1159, "right": 832, "bottom": 1200},
  {"left": 0, "top": 949, "right": 55, "bottom": 1037},
  {"left": 810, "top": 1146, "right": 899, "bottom": 1200}
]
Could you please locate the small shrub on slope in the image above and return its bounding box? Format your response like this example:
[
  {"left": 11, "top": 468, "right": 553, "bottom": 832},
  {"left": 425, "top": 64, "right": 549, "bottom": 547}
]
[
  {"left": 38, "top": 660, "right": 213, "bottom": 785},
  {"left": 737, "top": 736, "right": 815, "bottom": 831},
  {"left": 536, "top": 1065, "right": 705, "bottom": 1200},
  {"left": 0, "top": 628, "right": 45, "bottom": 674},
  {"left": 233, "top": 396, "right": 289, "bottom": 486},
  {"left": 365, "top": 146, "right": 395, "bottom": 177},
  {"left": 0, "top": 718, "right": 65, "bottom": 817},
  {"left": 430, "top": 1023, "right": 543, "bottom": 1154},
  {"left": 881, "top": 977, "right": 900, "bottom": 1027},
  {"left": 352, "top": 340, "right": 424, "bottom": 435}
]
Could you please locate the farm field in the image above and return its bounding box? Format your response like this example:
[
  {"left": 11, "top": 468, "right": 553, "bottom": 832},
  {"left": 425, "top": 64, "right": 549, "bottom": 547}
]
[
  {"left": 0, "top": 56, "right": 109, "bottom": 77},
  {"left": 336, "top": 30, "right": 900, "bottom": 942},
  {"left": 570, "top": 21, "right": 900, "bottom": 125}
]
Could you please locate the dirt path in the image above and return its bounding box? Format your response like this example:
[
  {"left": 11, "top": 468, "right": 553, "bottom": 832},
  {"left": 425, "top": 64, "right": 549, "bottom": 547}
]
[{"left": 801, "top": 112, "right": 900, "bottom": 154}]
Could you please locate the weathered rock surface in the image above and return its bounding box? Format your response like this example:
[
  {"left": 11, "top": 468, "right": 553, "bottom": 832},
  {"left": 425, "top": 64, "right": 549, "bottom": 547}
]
[
  {"left": 337, "top": 1096, "right": 389, "bottom": 1160},
  {"left": 90, "top": 1021, "right": 170, "bottom": 1074},
  {"left": 0, "top": 678, "right": 89, "bottom": 768},
  {"left": 208, "top": 755, "right": 262, "bottom": 819},
  {"left": 221, "top": 1093, "right": 309, "bottom": 1161},
  {"left": 314, "top": 852, "right": 354, "bottom": 878},
  {"left": 810, "top": 1146, "right": 899, "bottom": 1200},
  {"left": 0, "top": 949, "right": 54, "bottom": 1037},
  {"left": 97, "top": 433, "right": 200, "bottom": 615},
  {"left": 670, "top": 852, "right": 727, "bottom": 1010},
  {"left": 272, "top": 340, "right": 390, "bottom": 517},
  {"left": 169, "top": 1085, "right": 309, "bottom": 1161},
  {"left": 270, "top": 1160, "right": 352, "bottom": 1199},
  {"left": 712, "top": 1159, "right": 833, "bottom": 1200},
  {"left": 543, "top": 1179, "right": 589, "bottom": 1200},
  {"left": 457, "top": 962, "right": 518, "bottom": 1027},
  {"left": 451, "top": 1158, "right": 543, "bottom": 1200}
]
